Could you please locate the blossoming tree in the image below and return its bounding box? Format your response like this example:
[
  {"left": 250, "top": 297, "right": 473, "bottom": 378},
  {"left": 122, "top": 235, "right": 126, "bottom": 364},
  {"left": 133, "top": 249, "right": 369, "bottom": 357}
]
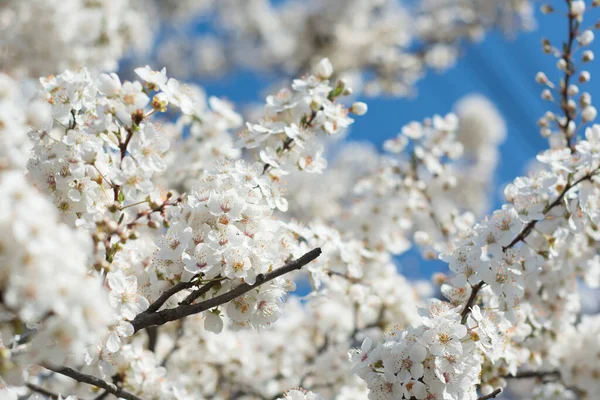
[{"left": 1, "top": 1, "right": 599, "bottom": 400}]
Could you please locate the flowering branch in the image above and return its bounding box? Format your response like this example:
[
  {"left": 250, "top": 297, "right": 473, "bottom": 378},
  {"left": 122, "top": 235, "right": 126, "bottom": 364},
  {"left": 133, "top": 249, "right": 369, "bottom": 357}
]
[
  {"left": 43, "top": 364, "right": 142, "bottom": 400},
  {"left": 462, "top": 166, "right": 600, "bottom": 321},
  {"left": 131, "top": 248, "right": 322, "bottom": 332},
  {"left": 559, "top": 0, "right": 580, "bottom": 150}
]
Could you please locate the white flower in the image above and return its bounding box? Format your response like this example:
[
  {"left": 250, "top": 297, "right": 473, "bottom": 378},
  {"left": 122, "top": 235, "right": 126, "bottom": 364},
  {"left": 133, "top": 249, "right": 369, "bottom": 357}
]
[{"left": 107, "top": 270, "right": 149, "bottom": 320}]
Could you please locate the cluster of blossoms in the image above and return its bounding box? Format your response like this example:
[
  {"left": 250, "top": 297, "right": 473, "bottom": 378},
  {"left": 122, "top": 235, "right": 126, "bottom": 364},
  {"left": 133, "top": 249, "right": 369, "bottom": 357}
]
[
  {"left": 0, "top": 74, "right": 112, "bottom": 383},
  {"left": 352, "top": 301, "right": 488, "bottom": 400},
  {"left": 0, "top": 0, "right": 152, "bottom": 78},
  {"left": 158, "top": 91, "right": 242, "bottom": 192},
  {"left": 239, "top": 58, "right": 366, "bottom": 176},
  {"left": 153, "top": 160, "right": 298, "bottom": 329}
]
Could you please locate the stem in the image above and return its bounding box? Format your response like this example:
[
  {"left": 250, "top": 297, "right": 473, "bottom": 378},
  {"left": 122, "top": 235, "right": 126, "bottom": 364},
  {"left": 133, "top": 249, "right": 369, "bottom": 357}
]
[
  {"left": 179, "top": 279, "right": 222, "bottom": 306},
  {"left": 131, "top": 248, "right": 322, "bottom": 332},
  {"left": 506, "top": 370, "right": 560, "bottom": 380},
  {"left": 145, "top": 277, "right": 199, "bottom": 314},
  {"left": 460, "top": 281, "right": 485, "bottom": 323},
  {"left": 43, "top": 364, "right": 142, "bottom": 400},
  {"left": 560, "top": 0, "right": 579, "bottom": 151},
  {"left": 26, "top": 383, "right": 59, "bottom": 399},
  {"left": 478, "top": 388, "right": 502, "bottom": 400}
]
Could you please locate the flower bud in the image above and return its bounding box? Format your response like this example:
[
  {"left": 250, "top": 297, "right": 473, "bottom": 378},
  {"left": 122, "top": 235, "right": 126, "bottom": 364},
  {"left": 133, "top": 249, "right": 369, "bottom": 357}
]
[
  {"left": 580, "top": 71, "right": 591, "bottom": 83},
  {"left": 568, "top": 85, "right": 579, "bottom": 96},
  {"left": 148, "top": 220, "right": 160, "bottom": 229},
  {"left": 582, "top": 105, "right": 597, "bottom": 122},
  {"left": 350, "top": 102, "right": 368, "bottom": 115},
  {"left": 315, "top": 58, "right": 333, "bottom": 79},
  {"left": 571, "top": 0, "right": 586, "bottom": 17},
  {"left": 581, "top": 92, "right": 592, "bottom": 107},
  {"left": 536, "top": 72, "right": 549, "bottom": 84},
  {"left": 579, "top": 30, "right": 595, "bottom": 46}
]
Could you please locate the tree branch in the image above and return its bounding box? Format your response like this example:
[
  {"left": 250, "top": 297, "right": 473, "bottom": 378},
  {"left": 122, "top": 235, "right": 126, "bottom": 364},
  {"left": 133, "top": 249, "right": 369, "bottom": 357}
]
[
  {"left": 478, "top": 388, "right": 501, "bottom": 400},
  {"left": 460, "top": 281, "right": 485, "bottom": 323},
  {"left": 179, "top": 279, "right": 222, "bottom": 306},
  {"left": 145, "top": 277, "right": 198, "bottom": 314},
  {"left": 131, "top": 248, "right": 322, "bottom": 332},
  {"left": 506, "top": 370, "right": 560, "bottom": 380},
  {"left": 26, "top": 383, "right": 60, "bottom": 399},
  {"left": 43, "top": 364, "right": 142, "bottom": 400}
]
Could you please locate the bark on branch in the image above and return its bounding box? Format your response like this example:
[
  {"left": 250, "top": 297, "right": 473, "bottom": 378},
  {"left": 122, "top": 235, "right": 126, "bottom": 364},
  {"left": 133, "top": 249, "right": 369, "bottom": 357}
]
[
  {"left": 43, "top": 364, "right": 142, "bottom": 400},
  {"left": 131, "top": 248, "right": 322, "bottom": 332},
  {"left": 506, "top": 370, "right": 560, "bottom": 380},
  {"left": 478, "top": 388, "right": 501, "bottom": 400}
]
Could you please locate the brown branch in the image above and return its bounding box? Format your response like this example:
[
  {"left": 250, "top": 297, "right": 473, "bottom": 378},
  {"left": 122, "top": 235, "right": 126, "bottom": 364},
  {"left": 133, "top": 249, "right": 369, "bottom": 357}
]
[
  {"left": 478, "top": 388, "right": 501, "bottom": 400},
  {"left": 146, "top": 326, "right": 158, "bottom": 352},
  {"left": 94, "top": 391, "right": 111, "bottom": 400},
  {"left": 460, "top": 281, "right": 485, "bottom": 323},
  {"left": 506, "top": 370, "right": 560, "bottom": 380},
  {"left": 131, "top": 248, "right": 322, "bottom": 332},
  {"left": 26, "top": 383, "right": 60, "bottom": 399},
  {"left": 179, "top": 279, "right": 222, "bottom": 306},
  {"left": 43, "top": 364, "right": 142, "bottom": 400},
  {"left": 146, "top": 277, "right": 199, "bottom": 313}
]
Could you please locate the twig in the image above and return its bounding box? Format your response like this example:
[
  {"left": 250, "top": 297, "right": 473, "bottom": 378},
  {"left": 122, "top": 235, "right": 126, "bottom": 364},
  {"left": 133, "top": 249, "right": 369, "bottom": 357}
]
[
  {"left": 43, "top": 364, "right": 142, "bottom": 400},
  {"left": 179, "top": 279, "right": 222, "bottom": 306},
  {"left": 506, "top": 370, "right": 560, "bottom": 380},
  {"left": 559, "top": 0, "right": 579, "bottom": 151},
  {"left": 93, "top": 391, "right": 111, "bottom": 400},
  {"left": 460, "top": 281, "right": 485, "bottom": 323},
  {"left": 146, "top": 326, "right": 158, "bottom": 352},
  {"left": 146, "top": 277, "right": 198, "bottom": 313},
  {"left": 131, "top": 248, "right": 322, "bottom": 332},
  {"left": 26, "top": 383, "right": 60, "bottom": 399},
  {"left": 478, "top": 388, "right": 502, "bottom": 400}
]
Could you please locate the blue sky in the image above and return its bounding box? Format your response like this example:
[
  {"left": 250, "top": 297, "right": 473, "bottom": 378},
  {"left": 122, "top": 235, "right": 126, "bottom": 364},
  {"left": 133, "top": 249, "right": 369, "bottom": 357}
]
[{"left": 183, "top": 7, "right": 596, "bottom": 278}]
